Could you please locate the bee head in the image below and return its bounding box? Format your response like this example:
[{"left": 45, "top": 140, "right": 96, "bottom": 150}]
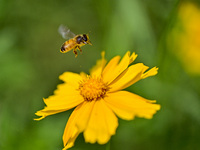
[{"left": 82, "top": 34, "right": 92, "bottom": 45}]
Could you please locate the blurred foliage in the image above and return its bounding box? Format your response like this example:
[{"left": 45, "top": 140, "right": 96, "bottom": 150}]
[{"left": 0, "top": 0, "right": 200, "bottom": 150}]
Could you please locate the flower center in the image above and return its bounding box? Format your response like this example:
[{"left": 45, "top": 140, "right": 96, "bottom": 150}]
[{"left": 79, "top": 76, "right": 109, "bottom": 101}]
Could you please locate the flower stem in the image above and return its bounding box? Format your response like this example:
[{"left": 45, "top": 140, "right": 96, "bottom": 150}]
[{"left": 105, "top": 141, "right": 110, "bottom": 150}]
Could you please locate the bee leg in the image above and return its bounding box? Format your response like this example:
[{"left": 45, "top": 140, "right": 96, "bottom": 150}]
[
  {"left": 77, "top": 46, "right": 82, "bottom": 53},
  {"left": 73, "top": 47, "right": 78, "bottom": 57}
]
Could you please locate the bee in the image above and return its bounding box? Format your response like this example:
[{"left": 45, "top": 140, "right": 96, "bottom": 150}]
[{"left": 58, "top": 25, "right": 92, "bottom": 57}]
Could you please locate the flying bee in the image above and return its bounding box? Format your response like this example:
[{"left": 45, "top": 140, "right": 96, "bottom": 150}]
[{"left": 58, "top": 25, "right": 92, "bottom": 57}]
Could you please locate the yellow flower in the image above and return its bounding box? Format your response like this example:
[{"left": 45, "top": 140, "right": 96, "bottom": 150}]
[
  {"left": 35, "top": 51, "right": 160, "bottom": 150},
  {"left": 168, "top": 2, "right": 200, "bottom": 75}
]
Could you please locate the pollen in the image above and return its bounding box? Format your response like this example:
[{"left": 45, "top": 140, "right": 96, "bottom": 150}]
[{"left": 79, "top": 76, "right": 109, "bottom": 101}]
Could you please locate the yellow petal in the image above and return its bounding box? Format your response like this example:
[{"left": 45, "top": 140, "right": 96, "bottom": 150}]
[
  {"left": 59, "top": 72, "right": 82, "bottom": 88},
  {"left": 34, "top": 97, "right": 83, "bottom": 120},
  {"left": 63, "top": 101, "right": 96, "bottom": 149},
  {"left": 83, "top": 100, "right": 118, "bottom": 144},
  {"left": 34, "top": 108, "right": 69, "bottom": 121},
  {"left": 34, "top": 84, "right": 84, "bottom": 120},
  {"left": 142, "top": 67, "right": 158, "bottom": 79},
  {"left": 104, "top": 91, "right": 160, "bottom": 120},
  {"left": 46, "top": 83, "right": 83, "bottom": 106},
  {"left": 108, "top": 63, "right": 146, "bottom": 92},
  {"left": 75, "top": 101, "right": 96, "bottom": 132},
  {"left": 109, "top": 64, "right": 158, "bottom": 92},
  {"left": 102, "top": 55, "right": 121, "bottom": 81},
  {"left": 62, "top": 105, "right": 82, "bottom": 150},
  {"left": 122, "top": 66, "right": 158, "bottom": 89},
  {"left": 102, "top": 51, "right": 137, "bottom": 84},
  {"left": 90, "top": 51, "right": 107, "bottom": 78}
]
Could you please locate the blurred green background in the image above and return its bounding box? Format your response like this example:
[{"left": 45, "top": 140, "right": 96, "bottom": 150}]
[{"left": 1, "top": 0, "right": 200, "bottom": 150}]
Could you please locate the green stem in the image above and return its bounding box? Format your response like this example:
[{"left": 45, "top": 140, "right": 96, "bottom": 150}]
[{"left": 105, "top": 141, "right": 110, "bottom": 150}]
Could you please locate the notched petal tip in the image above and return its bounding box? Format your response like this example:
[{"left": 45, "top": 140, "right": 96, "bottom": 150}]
[
  {"left": 34, "top": 115, "right": 45, "bottom": 121},
  {"left": 142, "top": 66, "right": 159, "bottom": 79},
  {"left": 124, "top": 51, "right": 138, "bottom": 64},
  {"left": 34, "top": 110, "right": 46, "bottom": 121},
  {"left": 129, "top": 52, "right": 138, "bottom": 64}
]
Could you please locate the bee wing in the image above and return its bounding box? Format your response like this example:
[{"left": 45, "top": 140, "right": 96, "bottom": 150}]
[{"left": 58, "top": 24, "right": 76, "bottom": 40}]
